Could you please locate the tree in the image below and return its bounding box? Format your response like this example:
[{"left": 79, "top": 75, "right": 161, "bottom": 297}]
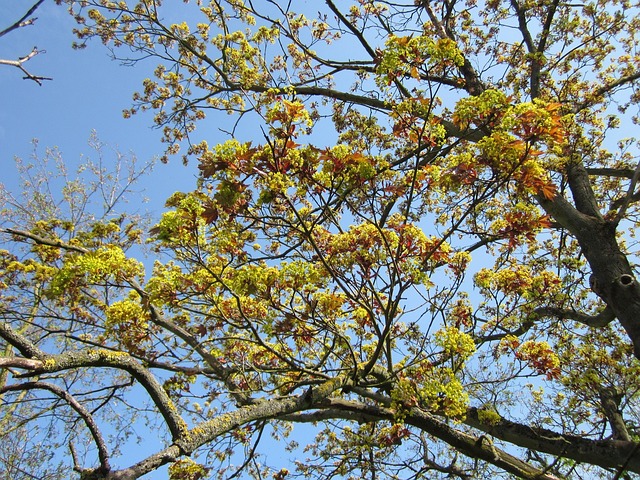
[
  {"left": 0, "top": 137, "right": 154, "bottom": 479},
  {"left": 0, "top": 1, "right": 52, "bottom": 85},
  {"left": 3, "top": 0, "right": 640, "bottom": 478}
]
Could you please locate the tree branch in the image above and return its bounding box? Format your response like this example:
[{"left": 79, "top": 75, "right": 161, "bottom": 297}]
[
  {"left": 51, "top": 349, "right": 188, "bottom": 442},
  {"left": 465, "top": 407, "right": 640, "bottom": 473},
  {"left": 566, "top": 161, "right": 603, "bottom": 219},
  {"left": 1, "top": 227, "right": 88, "bottom": 254},
  {"left": 0, "top": 328, "right": 188, "bottom": 448},
  {"left": 126, "top": 279, "right": 253, "bottom": 406},
  {"left": 322, "top": 398, "right": 561, "bottom": 480},
  {"left": 586, "top": 167, "right": 635, "bottom": 179},
  {"left": 533, "top": 305, "right": 616, "bottom": 328},
  {"left": 0, "top": 322, "right": 45, "bottom": 359},
  {"left": 0, "top": 356, "right": 44, "bottom": 370},
  {"left": 613, "top": 157, "right": 640, "bottom": 226},
  {"left": 325, "top": 0, "right": 377, "bottom": 59},
  {"left": 575, "top": 70, "right": 640, "bottom": 112},
  {"left": 103, "top": 375, "right": 354, "bottom": 479},
  {"left": 0, "top": 47, "right": 52, "bottom": 85},
  {"left": 1, "top": 381, "right": 111, "bottom": 474},
  {"left": 0, "top": 0, "right": 46, "bottom": 38},
  {"left": 597, "top": 386, "right": 631, "bottom": 442}
]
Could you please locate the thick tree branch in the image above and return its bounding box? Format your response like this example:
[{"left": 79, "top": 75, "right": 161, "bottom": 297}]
[
  {"left": 477, "top": 304, "right": 615, "bottom": 344},
  {"left": 288, "top": 395, "right": 640, "bottom": 476},
  {"left": 323, "top": 398, "right": 560, "bottom": 480},
  {"left": 99, "top": 375, "right": 354, "bottom": 479},
  {"left": 419, "top": 1, "right": 485, "bottom": 96},
  {"left": 534, "top": 191, "right": 595, "bottom": 237},
  {"left": 533, "top": 305, "right": 616, "bottom": 328},
  {"left": 597, "top": 386, "right": 631, "bottom": 442},
  {"left": 611, "top": 190, "right": 640, "bottom": 212},
  {"left": 466, "top": 407, "right": 640, "bottom": 473},
  {"left": 509, "top": 0, "right": 541, "bottom": 98},
  {"left": 1, "top": 227, "right": 89, "bottom": 254},
  {"left": 586, "top": 167, "right": 636, "bottom": 179},
  {"left": 565, "top": 161, "right": 603, "bottom": 219},
  {"left": 0, "top": 356, "right": 44, "bottom": 370}
]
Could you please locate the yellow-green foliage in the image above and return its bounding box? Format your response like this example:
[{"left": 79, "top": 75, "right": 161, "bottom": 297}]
[
  {"left": 105, "top": 297, "right": 151, "bottom": 353},
  {"left": 376, "top": 35, "right": 464, "bottom": 86},
  {"left": 47, "top": 246, "right": 144, "bottom": 297},
  {"left": 391, "top": 366, "right": 470, "bottom": 420},
  {"left": 434, "top": 326, "right": 476, "bottom": 360}
]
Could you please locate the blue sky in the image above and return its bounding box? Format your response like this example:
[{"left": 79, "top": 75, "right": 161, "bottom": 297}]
[
  {"left": 0, "top": 1, "right": 204, "bottom": 214},
  {"left": 0, "top": 1, "right": 215, "bottom": 474}
]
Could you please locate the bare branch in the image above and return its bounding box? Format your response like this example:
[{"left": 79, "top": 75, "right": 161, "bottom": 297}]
[
  {"left": 0, "top": 47, "right": 52, "bottom": 85},
  {"left": 0, "top": 324, "right": 188, "bottom": 447},
  {"left": 1, "top": 227, "right": 89, "bottom": 254},
  {"left": 36, "top": 349, "right": 188, "bottom": 443},
  {"left": 575, "top": 70, "right": 640, "bottom": 112},
  {"left": 0, "top": 357, "right": 43, "bottom": 370},
  {"left": 325, "top": 0, "right": 377, "bottom": 59},
  {"left": 586, "top": 167, "right": 636, "bottom": 179}
]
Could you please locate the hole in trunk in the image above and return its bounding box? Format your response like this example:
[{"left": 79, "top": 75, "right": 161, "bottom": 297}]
[{"left": 619, "top": 274, "right": 634, "bottom": 286}]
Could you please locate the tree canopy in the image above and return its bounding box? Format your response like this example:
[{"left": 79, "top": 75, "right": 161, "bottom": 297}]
[{"left": 3, "top": 0, "right": 640, "bottom": 478}]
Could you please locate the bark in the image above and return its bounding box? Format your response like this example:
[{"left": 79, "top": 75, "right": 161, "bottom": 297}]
[{"left": 533, "top": 305, "right": 615, "bottom": 328}]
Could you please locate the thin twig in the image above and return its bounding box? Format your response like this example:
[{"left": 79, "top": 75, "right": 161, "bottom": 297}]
[{"left": 0, "top": 47, "right": 52, "bottom": 85}]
